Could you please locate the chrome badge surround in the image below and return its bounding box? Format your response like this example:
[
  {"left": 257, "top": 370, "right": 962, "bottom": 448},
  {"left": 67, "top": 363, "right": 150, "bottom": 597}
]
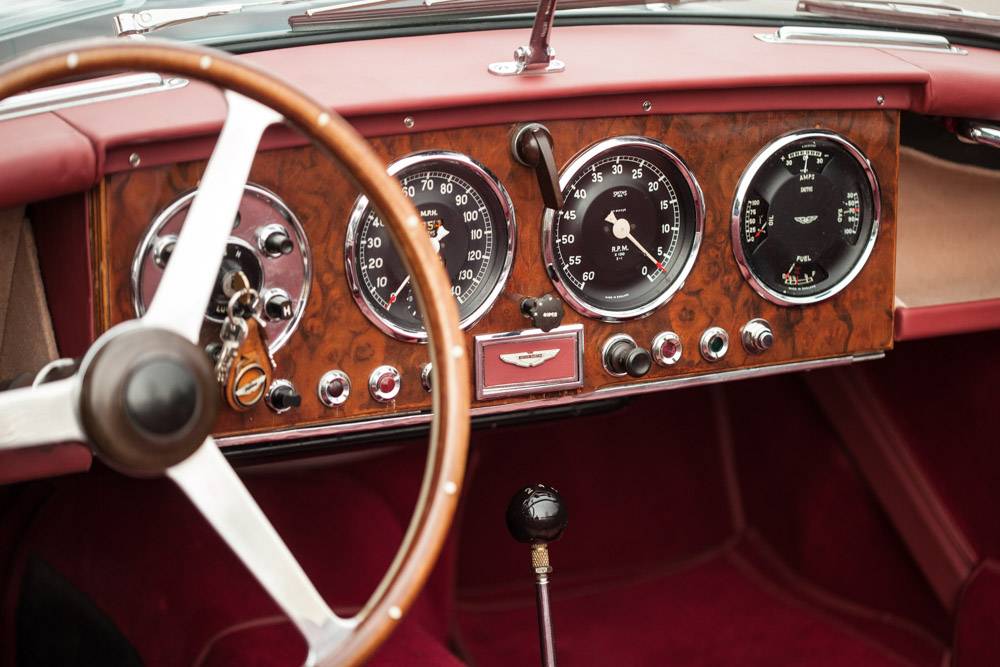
[{"left": 474, "top": 324, "right": 584, "bottom": 400}]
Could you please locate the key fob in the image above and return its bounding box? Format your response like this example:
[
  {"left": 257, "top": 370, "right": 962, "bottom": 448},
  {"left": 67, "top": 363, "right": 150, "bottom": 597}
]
[{"left": 224, "top": 317, "right": 274, "bottom": 411}]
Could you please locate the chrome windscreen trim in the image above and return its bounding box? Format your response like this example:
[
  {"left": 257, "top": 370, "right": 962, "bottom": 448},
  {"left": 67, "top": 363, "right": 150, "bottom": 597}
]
[
  {"left": 0, "top": 73, "right": 189, "bottom": 122},
  {"left": 755, "top": 26, "right": 966, "bottom": 54},
  {"left": 217, "top": 352, "right": 884, "bottom": 448}
]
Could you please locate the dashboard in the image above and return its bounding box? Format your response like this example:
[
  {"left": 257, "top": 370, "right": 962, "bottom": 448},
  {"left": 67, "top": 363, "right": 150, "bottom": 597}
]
[{"left": 94, "top": 108, "right": 897, "bottom": 445}]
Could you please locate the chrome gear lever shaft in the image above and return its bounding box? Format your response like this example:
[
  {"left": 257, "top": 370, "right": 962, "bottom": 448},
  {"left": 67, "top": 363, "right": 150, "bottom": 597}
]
[{"left": 506, "top": 483, "right": 568, "bottom": 667}]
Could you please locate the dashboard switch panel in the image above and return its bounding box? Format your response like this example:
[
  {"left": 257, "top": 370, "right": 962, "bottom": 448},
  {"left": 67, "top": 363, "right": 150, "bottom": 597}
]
[{"left": 475, "top": 325, "right": 584, "bottom": 400}]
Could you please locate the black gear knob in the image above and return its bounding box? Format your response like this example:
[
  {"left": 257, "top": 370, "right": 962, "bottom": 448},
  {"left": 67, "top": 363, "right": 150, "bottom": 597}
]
[{"left": 506, "top": 483, "right": 568, "bottom": 545}]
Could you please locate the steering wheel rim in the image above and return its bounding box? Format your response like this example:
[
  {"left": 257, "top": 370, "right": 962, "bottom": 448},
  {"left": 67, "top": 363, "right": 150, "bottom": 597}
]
[{"left": 0, "top": 39, "right": 470, "bottom": 666}]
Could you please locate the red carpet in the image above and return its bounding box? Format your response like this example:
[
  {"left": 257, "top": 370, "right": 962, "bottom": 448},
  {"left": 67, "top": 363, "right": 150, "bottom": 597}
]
[{"left": 456, "top": 547, "right": 935, "bottom": 667}]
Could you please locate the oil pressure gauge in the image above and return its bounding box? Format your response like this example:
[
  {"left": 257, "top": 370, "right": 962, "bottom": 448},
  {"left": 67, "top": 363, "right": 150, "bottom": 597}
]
[{"left": 732, "top": 130, "right": 880, "bottom": 305}]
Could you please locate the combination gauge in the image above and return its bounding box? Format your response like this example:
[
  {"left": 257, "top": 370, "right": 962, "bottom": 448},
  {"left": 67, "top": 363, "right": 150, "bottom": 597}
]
[{"left": 732, "top": 130, "right": 880, "bottom": 305}]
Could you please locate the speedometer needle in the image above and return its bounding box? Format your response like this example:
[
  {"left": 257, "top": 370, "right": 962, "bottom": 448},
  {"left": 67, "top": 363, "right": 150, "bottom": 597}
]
[
  {"left": 389, "top": 222, "right": 449, "bottom": 308},
  {"left": 430, "top": 222, "right": 450, "bottom": 254},
  {"left": 388, "top": 274, "right": 410, "bottom": 307},
  {"left": 604, "top": 211, "right": 665, "bottom": 272}
]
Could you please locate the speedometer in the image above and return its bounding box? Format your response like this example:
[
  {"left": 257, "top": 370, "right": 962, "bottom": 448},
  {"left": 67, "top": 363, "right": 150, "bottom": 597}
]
[
  {"left": 346, "top": 151, "right": 515, "bottom": 341},
  {"left": 543, "top": 136, "right": 704, "bottom": 321},
  {"left": 732, "top": 130, "right": 880, "bottom": 305}
]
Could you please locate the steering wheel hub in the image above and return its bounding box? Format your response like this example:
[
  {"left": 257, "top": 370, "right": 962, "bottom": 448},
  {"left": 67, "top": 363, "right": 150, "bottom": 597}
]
[{"left": 79, "top": 325, "right": 218, "bottom": 476}]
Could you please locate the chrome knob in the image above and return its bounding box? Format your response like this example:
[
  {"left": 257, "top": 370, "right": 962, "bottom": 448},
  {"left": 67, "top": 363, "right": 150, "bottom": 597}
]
[
  {"left": 318, "top": 370, "right": 350, "bottom": 407},
  {"left": 420, "top": 363, "right": 433, "bottom": 393},
  {"left": 266, "top": 379, "right": 300, "bottom": 413},
  {"left": 651, "top": 331, "right": 682, "bottom": 366},
  {"left": 699, "top": 327, "right": 729, "bottom": 362},
  {"left": 741, "top": 318, "right": 774, "bottom": 354},
  {"left": 257, "top": 223, "right": 294, "bottom": 258},
  {"left": 602, "top": 334, "right": 652, "bottom": 378},
  {"left": 369, "top": 365, "right": 401, "bottom": 403}
]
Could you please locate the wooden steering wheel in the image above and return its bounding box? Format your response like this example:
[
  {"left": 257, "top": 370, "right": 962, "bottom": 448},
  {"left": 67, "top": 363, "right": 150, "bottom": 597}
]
[{"left": 0, "top": 40, "right": 470, "bottom": 666}]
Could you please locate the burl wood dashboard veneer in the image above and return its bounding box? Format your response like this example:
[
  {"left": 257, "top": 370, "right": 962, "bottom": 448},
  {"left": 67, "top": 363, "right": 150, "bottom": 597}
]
[{"left": 94, "top": 110, "right": 898, "bottom": 444}]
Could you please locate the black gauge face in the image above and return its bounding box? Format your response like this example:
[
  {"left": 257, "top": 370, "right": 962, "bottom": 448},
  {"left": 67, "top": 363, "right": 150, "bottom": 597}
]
[
  {"left": 347, "top": 152, "right": 515, "bottom": 341},
  {"left": 544, "top": 137, "right": 704, "bottom": 320},
  {"left": 734, "top": 132, "right": 879, "bottom": 305}
]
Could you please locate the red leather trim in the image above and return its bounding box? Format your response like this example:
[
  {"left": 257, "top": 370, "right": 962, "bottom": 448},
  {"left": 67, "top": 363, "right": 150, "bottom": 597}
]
[
  {"left": 893, "top": 45, "right": 1000, "bottom": 120},
  {"left": 1, "top": 23, "right": 999, "bottom": 201},
  {"left": 1, "top": 23, "right": 999, "bottom": 198},
  {"left": 0, "top": 443, "right": 91, "bottom": 485},
  {"left": 895, "top": 299, "right": 1000, "bottom": 341},
  {"left": 29, "top": 194, "right": 95, "bottom": 358},
  {"left": 804, "top": 366, "right": 978, "bottom": 611},
  {"left": 59, "top": 25, "right": 927, "bottom": 159},
  {"left": 0, "top": 113, "right": 95, "bottom": 209}
]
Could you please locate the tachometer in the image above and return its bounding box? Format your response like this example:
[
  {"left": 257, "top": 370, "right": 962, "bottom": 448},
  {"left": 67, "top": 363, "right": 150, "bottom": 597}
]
[
  {"left": 732, "top": 130, "right": 880, "bottom": 305},
  {"left": 543, "top": 136, "right": 704, "bottom": 321},
  {"left": 346, "top": 151, "right": 515, "bottom": 341}
]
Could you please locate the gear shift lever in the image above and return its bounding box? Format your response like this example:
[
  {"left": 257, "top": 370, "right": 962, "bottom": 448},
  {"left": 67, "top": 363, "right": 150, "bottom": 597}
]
[{"left": 506, "top": 484, "right": 568, "bottom": 667}]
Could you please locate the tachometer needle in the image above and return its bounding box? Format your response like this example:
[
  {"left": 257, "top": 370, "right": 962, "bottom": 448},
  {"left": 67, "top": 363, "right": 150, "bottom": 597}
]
[
  {"left": 388, "top": 274, "right": 410, "bottom": 307},
  {"left": 605, "top": 211, "right": 665, "bottom": 272}
]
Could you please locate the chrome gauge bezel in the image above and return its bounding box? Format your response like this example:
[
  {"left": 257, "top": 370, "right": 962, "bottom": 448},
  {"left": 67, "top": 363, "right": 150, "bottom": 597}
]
[
  {"left": 345, "top": 150, "right": 517, "bottom": 343},
  {"left": 131, "top": 183, "right": 311, "bottom": 354},
  {"left": 730, "top": 129, "right": 881, "bottom": 307},
  {"left": 542, "top": 136, "right": 706, "bottom": 322}
]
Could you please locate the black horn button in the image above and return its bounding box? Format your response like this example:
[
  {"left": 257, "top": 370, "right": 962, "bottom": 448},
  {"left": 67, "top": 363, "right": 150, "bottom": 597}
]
[
  {"left": 80, "top": 326, "right": 218, "bottom": 477},
  {"left": 124, "top": 359, "right": 199, "bottom": 436}
]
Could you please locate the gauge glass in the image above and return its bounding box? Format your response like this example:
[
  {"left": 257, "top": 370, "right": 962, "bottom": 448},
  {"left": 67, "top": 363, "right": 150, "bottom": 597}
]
[
  {"left": 346, "top": 152, "right": 515, "bottom": 341},
  {"left": 732, "top": 131, "right": 880, "bottom": 305},
  {"left": 543, "top": 136, "right": 704, "bottom": 321}
]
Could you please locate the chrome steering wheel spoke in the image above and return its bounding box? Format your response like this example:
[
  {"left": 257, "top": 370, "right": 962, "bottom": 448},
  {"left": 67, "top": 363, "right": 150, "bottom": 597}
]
[
  {"left": 142, "top": 90, "right": 282, "bottom": 342},
  {"left": 0, "top": 377, "right": 84, "bottom": 450},
  {"left": 167, "top": 438, "right": 354, "bottom": 663}
]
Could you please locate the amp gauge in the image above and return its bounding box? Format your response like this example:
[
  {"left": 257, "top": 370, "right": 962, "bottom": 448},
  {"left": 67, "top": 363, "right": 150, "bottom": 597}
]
[{"left": 731, "top": 130, "right": 880, "bottom": 306}]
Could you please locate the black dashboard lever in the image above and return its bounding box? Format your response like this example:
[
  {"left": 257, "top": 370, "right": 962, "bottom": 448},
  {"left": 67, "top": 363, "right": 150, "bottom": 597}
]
[{"left": 512, "top": 123, "right": 564, "bottom": 211}]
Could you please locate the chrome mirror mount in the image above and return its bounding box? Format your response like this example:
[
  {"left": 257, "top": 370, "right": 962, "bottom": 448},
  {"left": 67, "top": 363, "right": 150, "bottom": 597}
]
[{"left": 488, "top": 0, "right": 565, "bottom": 76}]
